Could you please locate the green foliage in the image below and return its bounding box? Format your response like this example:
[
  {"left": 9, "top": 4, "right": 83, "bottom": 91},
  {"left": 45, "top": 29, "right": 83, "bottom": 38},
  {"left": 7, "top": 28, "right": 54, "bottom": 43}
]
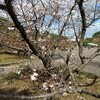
[
  {"left": 78, "top": 71, "right": 97, "bottom": 79},
  {"left": 19, "top": 65, "right": 33, "bottom": 75},
  {"left": 50, "top": 33, "right": 67, "bottom": 40},
  {"left": 0, "top": 17, "right": 10, "bottom": 32},
  {"left": 0, "top": 17, "right": 16, "bottom": 34},
  {"left": 0, "top": 17, "right": 9, "bottom": 25},
  {"left": 50, "top": 33, "right": 58, "bottom": 39},
  {"left": 3, "top": 72, "right": 20, "bottom": 81},
  {"left": 83, "top": 38, "right": 93, "bottom": 46},
  {"left": 93, "top": 31, "right": 100, "bottom": 38}
]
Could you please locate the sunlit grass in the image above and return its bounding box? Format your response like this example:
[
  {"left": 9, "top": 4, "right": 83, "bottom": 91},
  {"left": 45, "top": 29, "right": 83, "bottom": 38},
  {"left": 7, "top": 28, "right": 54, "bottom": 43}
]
[{"left": 0, "top": 53, "right": 28, "bottom": 64}]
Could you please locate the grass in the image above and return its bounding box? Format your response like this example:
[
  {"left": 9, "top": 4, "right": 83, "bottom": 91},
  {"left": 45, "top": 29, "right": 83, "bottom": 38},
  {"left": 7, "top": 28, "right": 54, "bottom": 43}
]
[
  {"left": 0, "top": 53, "right": 28, "bottom": 65},
  {"left": 2, "top": 72, "right": 20, "bottom": 81},
  {"left": 0, "top": 70, "right": 99, "bottom": 100},
  {"left": 0, "top": 76, "right": 42, "bottom": 96},
  {"left": 0, "top": 77, "right": 99, "bottom": 100},
  {"left": 0, "top": 47, "right": 99, "bottom": 99},
  {"left": 60, "top": 93, "right": 100, "bottom": 100}
]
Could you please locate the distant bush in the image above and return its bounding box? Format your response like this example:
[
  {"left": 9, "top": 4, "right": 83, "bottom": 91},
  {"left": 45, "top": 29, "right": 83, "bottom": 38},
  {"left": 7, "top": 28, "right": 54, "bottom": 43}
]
[
  {"left": 93, "top": 31, "right": 100, "bottom": 38},
  {"left": 50, "top": 33, "right": 67, "bottom": 40},
  {"left": 78, "top": 71, "right": 97, "bottom": 79},
  {"left": 83, "top": 38, "right": 93, "bottom": 46}
]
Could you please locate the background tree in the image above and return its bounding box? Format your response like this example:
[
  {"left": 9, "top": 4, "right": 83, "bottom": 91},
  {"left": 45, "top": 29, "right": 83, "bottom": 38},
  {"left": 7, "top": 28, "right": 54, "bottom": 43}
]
[
  {"left": 93, "top": 31, "right": 100, "bottom": 45},
  {"left": 93, "top": 31, "right": 100, "bottom": 38},
  {"left": 83, "top": 38, "right": 93, "bottom": 46}
]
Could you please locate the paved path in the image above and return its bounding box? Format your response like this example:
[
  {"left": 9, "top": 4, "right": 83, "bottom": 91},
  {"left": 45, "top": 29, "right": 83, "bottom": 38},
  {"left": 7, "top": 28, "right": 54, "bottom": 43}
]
[
  {"left": 0, "top": 48, "right": 100, "bottom": 77},
  {"left": 71, "top": 47, "right": 100, "bottom": 77}
]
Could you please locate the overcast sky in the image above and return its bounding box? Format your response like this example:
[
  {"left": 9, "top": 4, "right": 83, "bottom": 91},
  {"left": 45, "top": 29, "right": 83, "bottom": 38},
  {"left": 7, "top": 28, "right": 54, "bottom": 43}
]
[{"left": 85, "top": 20, "right": 100, "bottom": 38}]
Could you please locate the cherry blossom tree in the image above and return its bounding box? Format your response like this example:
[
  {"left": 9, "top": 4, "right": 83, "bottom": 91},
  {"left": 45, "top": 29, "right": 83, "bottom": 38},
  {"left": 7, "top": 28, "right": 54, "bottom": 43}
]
[{"left": 0, "top": 0, "right": 100, "bottom": 99}]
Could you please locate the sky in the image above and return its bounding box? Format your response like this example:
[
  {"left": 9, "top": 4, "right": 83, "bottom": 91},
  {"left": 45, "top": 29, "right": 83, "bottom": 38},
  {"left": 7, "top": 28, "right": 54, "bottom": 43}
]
[{"left": 85, "top": 20, "right": 100, "bottom": 38}]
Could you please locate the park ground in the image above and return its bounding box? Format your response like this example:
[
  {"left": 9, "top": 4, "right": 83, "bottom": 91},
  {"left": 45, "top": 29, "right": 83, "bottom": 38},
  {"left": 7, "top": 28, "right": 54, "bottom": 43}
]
[{"left": 0, "top": 47, "right": 100, "bottom": 100}]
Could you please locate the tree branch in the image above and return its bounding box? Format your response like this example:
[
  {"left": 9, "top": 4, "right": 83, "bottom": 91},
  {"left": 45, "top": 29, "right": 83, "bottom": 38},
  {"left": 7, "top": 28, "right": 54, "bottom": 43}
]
[
  {"left": 4, "top": 0, "right": 50, "bottom": 71},
  {"left": 76, "top": 48, "right": 100, "bottom": 72},
  {"left": 86, "top": 0, "right": 99, "bottom": 28},
  {"left": 76, "top": 0, "right": 87, "bottom": 64},
  {"left": 59, "top": 2, "right": 76, "bottom": 36},
  {"left": 0, "top": 4, "right": 6, "bottom": 10}
]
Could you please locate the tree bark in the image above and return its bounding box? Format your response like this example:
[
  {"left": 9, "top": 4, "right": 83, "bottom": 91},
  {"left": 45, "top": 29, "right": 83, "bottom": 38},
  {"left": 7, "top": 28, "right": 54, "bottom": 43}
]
[
  {"left": 4, "top": 0, "right": 50, "bottom": 71},
  {"left": 76, "top": 0, "right": 87, "bottom": 64}
]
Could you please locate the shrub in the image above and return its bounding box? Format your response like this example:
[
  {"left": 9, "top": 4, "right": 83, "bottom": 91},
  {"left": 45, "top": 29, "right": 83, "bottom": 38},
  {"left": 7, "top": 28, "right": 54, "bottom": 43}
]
[
  {"left": 3, "top": 72, "right": 20, "bottom": 81},
  {"left": 78, "top": 71, "right": 97, "bottom": 79}
]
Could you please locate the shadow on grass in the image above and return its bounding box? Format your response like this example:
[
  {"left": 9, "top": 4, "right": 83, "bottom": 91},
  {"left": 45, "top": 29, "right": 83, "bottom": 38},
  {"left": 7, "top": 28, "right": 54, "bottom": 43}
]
[{"left": 0, "top": 88, "right": 33, "bottom": 100}]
